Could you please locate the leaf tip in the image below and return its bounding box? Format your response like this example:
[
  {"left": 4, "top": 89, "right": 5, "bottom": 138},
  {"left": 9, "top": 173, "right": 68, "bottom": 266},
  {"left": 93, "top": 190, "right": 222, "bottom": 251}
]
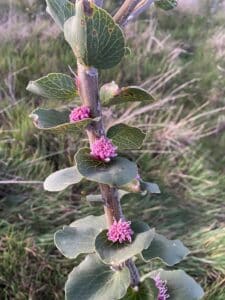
[
  {"left": 29, "top": 111, "right": 39, "bottom": 127},
  {"left": 26, "top": 81, "right": 33, "bottom": 92}
]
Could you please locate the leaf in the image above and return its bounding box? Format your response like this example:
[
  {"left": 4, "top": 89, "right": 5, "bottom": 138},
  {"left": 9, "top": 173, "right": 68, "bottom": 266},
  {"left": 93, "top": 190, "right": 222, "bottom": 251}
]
[
  {"left": 75, "top": 148, "right": 138, "bottom": 186},
  {"left": 121, "top": 278, "right": 158, "bottom": 300},
  {"left": 100, "top": 84, "right": 155, "bottom": 106},
  {"left": 44, "top": 167, "right": 83, "bottom": 192},
  {"left": 155, "top": 0, "right": 178, "bottom": 10},
  {"left": 30, "top": 108, "right": 96, "bottom": 133},
  {"left": 86, "top": 194, "right": 104, "bottom": 206},
  {"left": 86, "top": 194, "right": 103, "bottom": 202},
  {"left": 119, "top": 180, "right": 160, "bottom": 195},
  {"left": 70, "top": 214, "right": 106, "bottom": 228},
  {"left": 107, "top": 124, "right": 146, "bottom": 150},
  {"left": 26, "top": 73, "right": 77, "bottom": 100},
  {"left": 150, "top": 269, "right": 204, "bottom": 300},
  {"left": 118, "top": 190, "right": 130, "bottom": 199},
  {"left": 100, "top": 82, "right": 120, "bottom": 104},
  {"left": 54, "top": 215, "right": 106, "bottom": 259},
  {"left": 46, "top": 0, "right": 75, "bottom": 30},
  {"left": 95, "top": 221, "right": 155, "bottom": 264},
  {"left": 119, "top": 178, "right": 141, "bottom": 194},
  {"left": 64, "top": 1, "right": 125, "bottom": 69},
  {"left": 140, "top": 181, "right": 161, "bottom": 194},
  {"left": 65, "top": 254, "right": 130, "bottom": 300},
  {"left": 30, "top": 108, "right": 95, "bottom": 134},
  {"left": 142, "top": 233, "right": 190, "bottom": 266}
]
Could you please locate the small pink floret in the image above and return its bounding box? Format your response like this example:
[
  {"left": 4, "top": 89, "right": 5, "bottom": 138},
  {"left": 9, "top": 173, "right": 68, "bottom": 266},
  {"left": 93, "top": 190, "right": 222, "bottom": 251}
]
[
  {"left": 69, "top": 106, "right": 91, "bottom": 123},
  {"left": 136, "top": 173, "right": 141, "bottom": 180},
  {"left": 90, "top": 136, "right": 117, "bottom": 162},
  {"left": 154, "top": 274, "right": 170, "bottom": 300},
  {"left": 107, "top": 219, "right": 133, "bottom": 243}
]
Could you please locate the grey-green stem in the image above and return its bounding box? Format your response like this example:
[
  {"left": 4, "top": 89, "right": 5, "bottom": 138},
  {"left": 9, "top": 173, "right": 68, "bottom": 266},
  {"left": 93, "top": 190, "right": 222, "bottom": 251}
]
[{"left": 77, "top": 62, "right": 140, "bottom": 287}]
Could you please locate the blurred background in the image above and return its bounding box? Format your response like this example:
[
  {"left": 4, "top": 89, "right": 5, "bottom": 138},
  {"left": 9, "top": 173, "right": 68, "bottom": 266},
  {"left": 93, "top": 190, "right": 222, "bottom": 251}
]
[{"left": 1, "top": 0, "right": 225, "bottom": 299}]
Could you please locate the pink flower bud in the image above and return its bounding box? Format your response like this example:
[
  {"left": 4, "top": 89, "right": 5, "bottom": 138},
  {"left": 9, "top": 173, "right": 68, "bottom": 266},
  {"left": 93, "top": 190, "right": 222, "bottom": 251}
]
[
  {"left": 90, "top": 136, "right": 117, "bottom": 162},
  {"left": 69, "top": 106, "right": 91, "bottom": 123},
  {"left": 107, "top": 219, "right": 133, "bottom": 243},
  {"left": 154, "top": 274, "right": 170, "bottom": 300}
]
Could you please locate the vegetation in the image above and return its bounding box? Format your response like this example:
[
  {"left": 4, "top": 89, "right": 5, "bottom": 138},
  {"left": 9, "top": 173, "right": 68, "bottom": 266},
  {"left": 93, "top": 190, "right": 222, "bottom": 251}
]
[{"left": 1, "top": 0, "right": 225, "bottom": 299}]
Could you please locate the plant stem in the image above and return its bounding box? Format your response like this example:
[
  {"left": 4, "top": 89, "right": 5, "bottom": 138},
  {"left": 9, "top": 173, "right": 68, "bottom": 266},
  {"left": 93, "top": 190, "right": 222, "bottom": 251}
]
[
  {"left": 113, "top": 0, "right": 141, "bottom": 25},
  {"left": 100, "top": 185, "right": 123, "bottom": 225},
  {"left": 77, "top": 62, "right": 140, "bottom": 287}
]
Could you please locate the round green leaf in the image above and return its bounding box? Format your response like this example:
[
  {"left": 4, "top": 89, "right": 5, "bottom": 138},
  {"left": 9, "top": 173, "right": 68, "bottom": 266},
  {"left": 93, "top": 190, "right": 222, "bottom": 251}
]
[
  {"left": 44, "top": 166, "right": 83, "bottom": 192},
  {"left": 65, "top": 254, "right": 130, "bottom": 300},
  {"left": 95, "top": 221, "right": 155, "bottom": 265},
  {"left": 75, "top": 148, "right": 138, "bottom": 186},
  {"left": 100, "top": 84, "right": 155, "bottom": 106},
  {"left": 121, "top": 278, "right": 158, "bottom": 300},
  {"left": 64, "top": 1, "right": 125, "bottom": 69},
  {"left": 54, "top": 215, "right": 106, "bottom": 259},
  {"left": 155, "top": 0, "right": 178, "bottom": 10},
  {"left": 150, "top": 269, "right": 204, "bottom": 300},
  {"left": 26, "top": 73, "right": 77, "bottom": 100},
  {"left": 46, "top": 0, "right": 75, "bottom": 30},
  {"left": 30, "top": 108, "right": 96, "bottom": 134},
  {"left": 107, "top": 124, "right": 146, "bottom": 150},
  {"left": 142, "top": 233, "right": 190, "bottom": 266}
]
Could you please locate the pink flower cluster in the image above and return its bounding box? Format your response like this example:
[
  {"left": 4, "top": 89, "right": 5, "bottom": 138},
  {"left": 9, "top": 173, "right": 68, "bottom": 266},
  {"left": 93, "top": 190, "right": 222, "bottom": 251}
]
[
  {"left": 90, "top": 136, "right": 117, "bottom": 162},
  {"left": 154, "top": 274, "right": 170, "bottom": 300},
  {"left": 107, "top": 219, "right": 133, "bottom": 243},
  {"left": 69, "top": 106, "right": 90, "bottom": 123},
  {"left": 136, "top": 174, "right": 141, "bottom": 180}
]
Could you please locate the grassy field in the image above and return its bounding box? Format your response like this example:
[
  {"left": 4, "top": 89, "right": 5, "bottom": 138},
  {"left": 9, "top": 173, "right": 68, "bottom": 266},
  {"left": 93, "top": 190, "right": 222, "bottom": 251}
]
[{"left": 1, "top": 1, "right": 225, "bottom": 299}]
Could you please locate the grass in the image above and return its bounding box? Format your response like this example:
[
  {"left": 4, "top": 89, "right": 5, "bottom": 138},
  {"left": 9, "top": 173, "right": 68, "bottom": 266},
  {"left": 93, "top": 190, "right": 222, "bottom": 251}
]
[{"left": 1, "top": 1, "right": 225, "bottom": 299}]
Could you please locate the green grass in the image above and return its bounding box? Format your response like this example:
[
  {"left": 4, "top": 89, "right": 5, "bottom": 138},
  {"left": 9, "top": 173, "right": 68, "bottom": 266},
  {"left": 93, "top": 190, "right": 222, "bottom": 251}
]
[{"left": 1, "top": 1, "right": 225, "bottom": 299}]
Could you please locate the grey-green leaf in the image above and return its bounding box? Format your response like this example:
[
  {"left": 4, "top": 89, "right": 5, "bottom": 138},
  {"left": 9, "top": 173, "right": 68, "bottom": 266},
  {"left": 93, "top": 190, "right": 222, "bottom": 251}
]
[
  {"left": 65, "top": 254, "right": 130, "bottom": 300},
  {"left": 54, "top": 215, "right": 106, "bottom": 259},
  {"left": 107, "top": 124, "right": 146, "bottom": 150},
  {"left": 46, "top": 0, "right": 75, "bottom": 30},
  {"left": 86, "top": 194, "right": 104, "bottom": 205},
  {"left": 150, "top": 269, "right": 204, "bottom": 300},
  {"left": 140, "top": 181, "right": 161, "bottom": 194},
  {"left": 100, "top": 84, "right": 155, "bottom": 106},
  {"left": 30, "top": 108, "right": 95, "bottom": 134},
  {"left": 44, "top": 166, "right": 83, "bottom": 192},
  {"left": 121, "top": 278, "right": 158, "bottom": 300},
  {"left": 26, "top": 73, "right": 77, "bottom": 100},
  {"left": 155, "top": 0, "right": 178, "bottom": 10},
  {"left": 75, "top": 148, "right": 138, "bottom": 186},
  {"left": 142, "top": 233, "right": 190, "bottom": 266},
  {"left": 64, "top": 1, "right": 125, "bottom": 69},
  {"left": 95, "top": 221, "right": 155, "bottom": 264},
  {"left": 119, "top": 178, "right": 141, "bottom": 194}
]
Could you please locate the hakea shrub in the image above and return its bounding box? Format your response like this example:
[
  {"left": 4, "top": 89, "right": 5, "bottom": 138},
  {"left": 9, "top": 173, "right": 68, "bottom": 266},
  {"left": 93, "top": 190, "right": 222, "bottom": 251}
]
[{"left": 27, "top": 0, "right": 204, "bottom": 299}]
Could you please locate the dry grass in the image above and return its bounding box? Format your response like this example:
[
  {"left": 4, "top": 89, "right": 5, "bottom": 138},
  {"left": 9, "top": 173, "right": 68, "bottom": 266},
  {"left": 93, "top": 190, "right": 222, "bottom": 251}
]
[
  {"left": 0, "top": 12, "right": 59, "bottom": 42},
  {"left": 209, "top": 27, "right": 225, "bottom": 60}
]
